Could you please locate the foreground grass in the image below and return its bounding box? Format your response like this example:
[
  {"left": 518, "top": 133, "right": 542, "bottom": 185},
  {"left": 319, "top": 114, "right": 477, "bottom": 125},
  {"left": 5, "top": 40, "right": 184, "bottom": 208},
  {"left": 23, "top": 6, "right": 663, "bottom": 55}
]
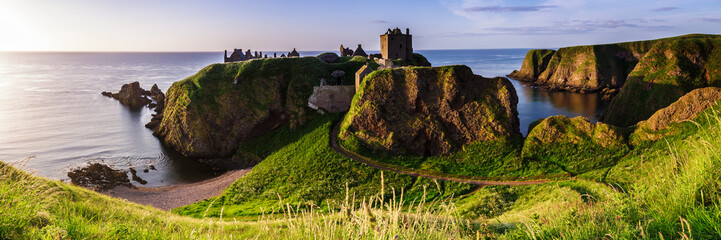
[{"left": 3, "top": 108, "right": 721, "bottom": 239}]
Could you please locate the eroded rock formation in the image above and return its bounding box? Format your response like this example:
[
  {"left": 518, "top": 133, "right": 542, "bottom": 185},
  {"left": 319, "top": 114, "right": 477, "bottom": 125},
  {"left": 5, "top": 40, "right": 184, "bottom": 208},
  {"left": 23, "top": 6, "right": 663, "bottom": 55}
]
[{"left": 340, "top": 65, "right": 521, "bottom": 156}]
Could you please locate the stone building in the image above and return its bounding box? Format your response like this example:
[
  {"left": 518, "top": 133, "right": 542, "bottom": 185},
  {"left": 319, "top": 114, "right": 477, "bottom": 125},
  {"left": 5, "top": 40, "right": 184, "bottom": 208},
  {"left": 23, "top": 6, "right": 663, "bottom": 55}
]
[
  {"left": 355, "top": 63, "right": 374, "bottom": 92},
  {"left": 340, "top": 45, "right": 354, "bottom": 57},
  {"left": 288, "top": 48, "right": 300, "bottom": 57},
  {"left": 353, "top": 44, "right": 368, "bottom": 57},
  {"left": 380, "top": 28, "right": 413, "bottom": 60},
  {"left": 224, "top": 49, "right": 249, "bottom": 62}
]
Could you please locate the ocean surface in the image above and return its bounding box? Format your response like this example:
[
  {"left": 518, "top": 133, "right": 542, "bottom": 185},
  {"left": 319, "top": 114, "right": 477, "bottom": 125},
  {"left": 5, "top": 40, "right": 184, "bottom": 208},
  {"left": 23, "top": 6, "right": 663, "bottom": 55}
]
[{"left": 0, "top": 50, "right": 607, "bottom": 187}]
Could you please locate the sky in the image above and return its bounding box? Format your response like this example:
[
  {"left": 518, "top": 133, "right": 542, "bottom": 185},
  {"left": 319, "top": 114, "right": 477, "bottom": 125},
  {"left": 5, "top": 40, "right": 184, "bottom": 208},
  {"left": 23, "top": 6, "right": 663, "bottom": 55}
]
[{"left": 0, "top": 0, "right": 720, "bottom": 51}]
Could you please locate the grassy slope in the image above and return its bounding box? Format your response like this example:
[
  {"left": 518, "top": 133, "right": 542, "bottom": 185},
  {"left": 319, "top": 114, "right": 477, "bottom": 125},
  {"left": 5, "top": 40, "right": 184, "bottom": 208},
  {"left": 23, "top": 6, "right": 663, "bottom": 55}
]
[
  {"left": 0, "top": 161, "right": 260, "bottom": 239},
  {"left": 521, "top": 116, "right": 630, "bottom": 174},
  {"left": 174, "top": 114, "right": 477, "bottom": 218},
  {"left": 452, "top": 101, "right": 721, "bottom": 239}
]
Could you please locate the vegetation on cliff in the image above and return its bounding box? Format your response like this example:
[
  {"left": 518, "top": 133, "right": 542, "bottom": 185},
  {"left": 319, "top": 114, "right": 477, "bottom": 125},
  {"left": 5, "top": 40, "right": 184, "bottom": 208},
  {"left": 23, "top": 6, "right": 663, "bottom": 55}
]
[
  {"left": 602, "top": 36, "right": 721, "bottom": 126},
  {"left": 340, "top": 65, "right": 521, "bottom": 156},
  {"left": 522, "top": 116, "right": 629, "bottom": 174},
  {"left": 507, "top": 49, "right": 556, "bottom": 82},
  {"left": 151, "top": 56, "right": 372, "bottom": 160}
]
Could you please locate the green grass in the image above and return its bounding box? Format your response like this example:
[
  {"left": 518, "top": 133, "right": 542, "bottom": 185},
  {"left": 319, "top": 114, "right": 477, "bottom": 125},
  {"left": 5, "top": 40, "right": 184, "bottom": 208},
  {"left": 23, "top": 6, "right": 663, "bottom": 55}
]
[
  {"left": 522, "top": 116, "right": 630, "bottom": 174},
  {"left": 174, "top": 114, "right": 477, "bottom": 218}
]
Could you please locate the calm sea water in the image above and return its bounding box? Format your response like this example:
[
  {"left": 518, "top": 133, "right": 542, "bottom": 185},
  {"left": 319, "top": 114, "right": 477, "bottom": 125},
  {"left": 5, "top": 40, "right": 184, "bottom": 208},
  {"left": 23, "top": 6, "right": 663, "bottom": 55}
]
[{"left": 0, "top": 50, "right": 607, "bottom": 186}]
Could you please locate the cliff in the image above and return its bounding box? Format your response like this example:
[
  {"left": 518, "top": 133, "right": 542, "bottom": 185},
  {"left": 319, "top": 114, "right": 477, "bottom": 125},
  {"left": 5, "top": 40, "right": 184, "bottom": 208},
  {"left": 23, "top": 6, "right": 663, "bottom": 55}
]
[
  {"left": 339, "top": 65, "right": 521, "bottom": 156},
  {"left": 152, "top": 56, "right": 371, "bottom": 159},
  {"left": 521, "top": 116, "right": 629, "bottom": 174},
  {"left": 601, "top": 36, "right": 721, "bottom": 126},
  {"left": 509, "top": 34, "right": 721, "bottom": 94},
  {"left": 507, "top": 49, "right": 556, "bottom": 82}
]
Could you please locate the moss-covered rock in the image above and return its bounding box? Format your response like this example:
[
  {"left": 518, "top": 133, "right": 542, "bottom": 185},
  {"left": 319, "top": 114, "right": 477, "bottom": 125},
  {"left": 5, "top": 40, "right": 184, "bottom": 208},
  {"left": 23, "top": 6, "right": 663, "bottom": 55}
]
[
  {"left": 522, "top": 116, "right": 629, "bottom": 174},
  {"left": 630, "top": 87, "right": 721, "bottom": 146},
  {"left": 601, "top": 36, "right": 721, "bottom": 126},
  {"left": 153, "top": 56, "right": 371, "bottom": 159},
  {"left": 339, "top": 65, "right": 521, "bottom": 156},
  {"left": 507, "top": 49, "right": 556, "bottom": 82}
]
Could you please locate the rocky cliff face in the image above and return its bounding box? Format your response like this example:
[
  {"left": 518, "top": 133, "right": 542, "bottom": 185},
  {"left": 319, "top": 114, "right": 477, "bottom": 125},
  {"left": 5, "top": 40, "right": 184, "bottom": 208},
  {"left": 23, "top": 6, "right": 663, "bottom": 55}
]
[
  {"left": 602, "top": 36, "right": 721, "bottom": 126},
  {"left": 509, "top": 34, "right": 721, "bottom": 95},
  {"left": 507, "top": 49, "right": 556, "bottom": 82},
  {"left": 152, "top": 57, "right": 371, "bottom": 159},
  {"left": 339, "top": 65, "right": 521, "bottom": 156},
  {"left": 630, "top": 87, "right": 721, "bottom": 145},
  {"left": 522, "top": 116, "right": 628, "bottom": 174}
]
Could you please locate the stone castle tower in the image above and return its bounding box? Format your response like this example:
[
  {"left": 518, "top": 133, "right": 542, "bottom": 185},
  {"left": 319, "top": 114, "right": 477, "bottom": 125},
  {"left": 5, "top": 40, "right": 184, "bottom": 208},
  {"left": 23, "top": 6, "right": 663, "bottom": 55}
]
[{"left": 380, "top": 28, "right": 413, "bottom": 60}]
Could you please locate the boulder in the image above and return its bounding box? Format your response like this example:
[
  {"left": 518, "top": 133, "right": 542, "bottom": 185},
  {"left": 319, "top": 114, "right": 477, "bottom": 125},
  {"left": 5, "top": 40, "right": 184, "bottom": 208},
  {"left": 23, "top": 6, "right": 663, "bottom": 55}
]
[
  {"left": 317, "top": 52, "right": 339, "bottom": 63},
  {"left": 522, "top": 116, "right": 629, "bottom": 174},
  {"left": 630, "top": 87, "right": 721, "bottom": 145},
  {"left": 340, "top": 65, "right": 521, "bottom": 156}
]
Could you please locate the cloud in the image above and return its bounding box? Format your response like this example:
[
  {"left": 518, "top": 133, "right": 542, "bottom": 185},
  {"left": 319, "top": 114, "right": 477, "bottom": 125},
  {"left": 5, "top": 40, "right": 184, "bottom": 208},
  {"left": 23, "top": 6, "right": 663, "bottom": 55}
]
[
  {"left": 368, "top": 20, "right": 388, "bottom": 24},
  {"left": 464, "top": 5, "right": 557, "bottom": 13},
  {"left": 435, "top": 19, "right": 673, "bottom": 37},
  {"left": 699, "top": 18, "right": 721, "bottom": 23},
  {"left": 651, "top": 7, "right": 678, "bottom": 12}
]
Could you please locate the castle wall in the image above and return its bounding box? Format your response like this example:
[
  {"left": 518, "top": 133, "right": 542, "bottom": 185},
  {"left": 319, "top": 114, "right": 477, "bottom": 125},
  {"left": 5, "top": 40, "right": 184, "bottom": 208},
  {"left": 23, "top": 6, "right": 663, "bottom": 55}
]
[
  {"left": 381, "top": 34, "right": 412, "bottom": 60},
  {"left": 307, "top": 85, "right": 356, "bottom": 113}
]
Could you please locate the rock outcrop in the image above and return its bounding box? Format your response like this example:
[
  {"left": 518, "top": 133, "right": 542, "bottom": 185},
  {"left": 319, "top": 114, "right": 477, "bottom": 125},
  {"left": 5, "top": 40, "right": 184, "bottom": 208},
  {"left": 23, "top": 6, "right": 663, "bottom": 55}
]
[
  {"left": 317, "top": 52, "right": 339, "bottom": 63},
  {"left": 102, "top": 82, "right": 165, "bottom": 111},
  {"left": 630, "top": 87, "right": 721, "bottom": 145},
  {"left": 507, "top": 49, "right": 556, "bottom": 82},
  {"left": 522, "top": 116, "right": 629, "bottom": 174},
  {"left": 339, "top": 65, "right": 521, "bottom": 156},
  {"left": 509, "top": 34, "right": 721, "bottom": 97},
  {"left": 602, "top": 36, "right": 721, "bottom": 126},
  {"left": 151, "top": 56, "right": 376, "bottom": 159},
  {"left": 103, "top": 82, "right": 151, "bottom": 108}
]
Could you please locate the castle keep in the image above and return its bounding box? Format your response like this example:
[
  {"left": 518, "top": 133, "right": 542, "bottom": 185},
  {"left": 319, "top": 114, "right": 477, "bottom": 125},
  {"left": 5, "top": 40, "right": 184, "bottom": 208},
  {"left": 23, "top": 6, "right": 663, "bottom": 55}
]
[{"left": 380, "top": 28, "right": 412, "bottom": 60}]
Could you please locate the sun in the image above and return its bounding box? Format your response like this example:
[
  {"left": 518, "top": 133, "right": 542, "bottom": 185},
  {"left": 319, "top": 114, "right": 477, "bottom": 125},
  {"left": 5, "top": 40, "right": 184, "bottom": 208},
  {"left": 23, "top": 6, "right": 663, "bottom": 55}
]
[{"left": 0, "top": 8, "right": 39, "bottom": 52}]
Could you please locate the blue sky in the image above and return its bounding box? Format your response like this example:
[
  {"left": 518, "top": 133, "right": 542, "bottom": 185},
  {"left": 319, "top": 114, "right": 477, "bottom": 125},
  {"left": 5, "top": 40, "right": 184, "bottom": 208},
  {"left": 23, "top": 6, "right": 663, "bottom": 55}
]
[{"left": 0, "top": 0, "right": 720, "bottom": 51}]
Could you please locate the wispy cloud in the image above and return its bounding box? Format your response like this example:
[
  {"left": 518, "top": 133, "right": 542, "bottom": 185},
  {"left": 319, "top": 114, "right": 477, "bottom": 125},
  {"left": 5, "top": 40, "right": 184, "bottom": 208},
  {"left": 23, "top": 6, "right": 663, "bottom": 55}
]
[
  {"left": 699, "top": 17, "right": 721, "bottom": 23},
  {"left": 464, "top": 5, "right": 557, "bottom": 13},
  {"left": 651, "top": 7, "right": 678, "bottom": 12},
  {"left": 436, "top": 19, "right": 673, "bottom": 37},
  {"left": 368, "top": 20, "right": 388, "bottom": 24}
]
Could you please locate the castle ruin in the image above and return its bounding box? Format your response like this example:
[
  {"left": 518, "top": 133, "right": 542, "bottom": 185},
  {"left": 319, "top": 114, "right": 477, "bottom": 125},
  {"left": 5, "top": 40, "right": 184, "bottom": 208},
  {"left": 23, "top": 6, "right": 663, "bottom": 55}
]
[
  {"left": 224, "top": 48, "right": 301, "bottom": 63},
  {"left": 380, "top": 28, "right": 413, "bottom": 60}
]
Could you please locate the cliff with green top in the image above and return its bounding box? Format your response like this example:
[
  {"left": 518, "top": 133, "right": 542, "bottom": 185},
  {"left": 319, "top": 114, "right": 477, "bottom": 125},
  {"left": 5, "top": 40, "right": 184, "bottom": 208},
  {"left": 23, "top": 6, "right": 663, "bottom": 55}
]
[
  {"left": 509, "top": 34, "right": 721, "bottom": 94},
  {"left": 601, "top": 36, "right": 721, "bottom": 126},
  {"left": 151, "top": 56, "right": 372, "bottom": 160},
  {"left": 339, "top": 65, "right": 521, "bottom": 156}
]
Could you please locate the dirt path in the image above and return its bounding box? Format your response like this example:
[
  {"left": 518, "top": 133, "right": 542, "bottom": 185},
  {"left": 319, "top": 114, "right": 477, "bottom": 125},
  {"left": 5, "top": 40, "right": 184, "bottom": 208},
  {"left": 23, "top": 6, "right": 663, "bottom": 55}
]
[
  {"left": 102, "top": 168, "right": 251, "bottom": 210},
  {"left": 330, "top": 122, "right": 550, "bottom": 186}
]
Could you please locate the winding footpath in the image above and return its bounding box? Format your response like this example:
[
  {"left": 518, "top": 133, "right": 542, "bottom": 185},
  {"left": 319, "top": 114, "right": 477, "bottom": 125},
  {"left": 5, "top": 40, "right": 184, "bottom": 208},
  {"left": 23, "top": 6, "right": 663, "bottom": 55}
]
[
  {"left": 102, "top": 118, "right": 549, "bottom": 211},
  {"left": 330, "top": 121, "right": 551, "bottom": 186}
]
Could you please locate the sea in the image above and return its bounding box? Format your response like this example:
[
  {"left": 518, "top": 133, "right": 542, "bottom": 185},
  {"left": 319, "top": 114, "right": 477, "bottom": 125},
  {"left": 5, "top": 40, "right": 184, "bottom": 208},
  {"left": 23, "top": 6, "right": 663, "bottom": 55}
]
[{"left": 0, "top": 50, "right": 608, "bottom": 187}]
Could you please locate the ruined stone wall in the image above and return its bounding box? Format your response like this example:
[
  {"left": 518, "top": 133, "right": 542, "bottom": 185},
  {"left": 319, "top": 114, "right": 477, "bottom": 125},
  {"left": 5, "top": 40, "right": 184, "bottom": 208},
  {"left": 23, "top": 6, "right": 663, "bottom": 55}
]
[{"left": 307, "top": 85, "right": 356, "bottom": 113}]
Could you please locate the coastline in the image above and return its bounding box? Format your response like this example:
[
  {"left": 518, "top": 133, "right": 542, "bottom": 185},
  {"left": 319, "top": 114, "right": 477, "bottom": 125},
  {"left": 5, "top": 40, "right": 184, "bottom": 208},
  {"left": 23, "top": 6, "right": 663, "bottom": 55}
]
[{"left": 101, "top": 168, "right": 252, "bottom": 210}]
